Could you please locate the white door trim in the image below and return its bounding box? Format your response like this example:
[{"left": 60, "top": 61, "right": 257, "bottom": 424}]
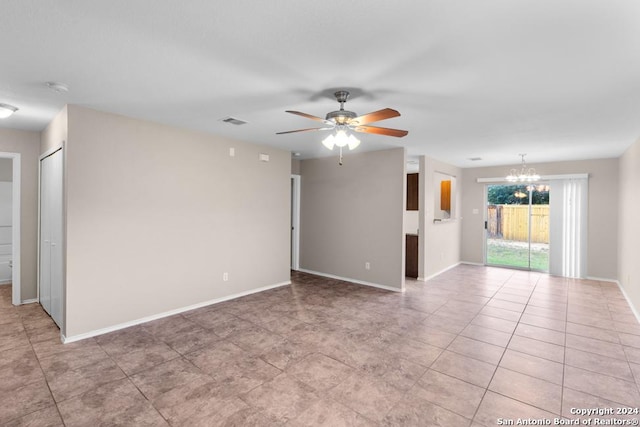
[
  {"left": 291, "top": 174, "right": 301, "bottom": 270},
  {"left": 0, "top": 152, "right": 21, "bottom": 305}
]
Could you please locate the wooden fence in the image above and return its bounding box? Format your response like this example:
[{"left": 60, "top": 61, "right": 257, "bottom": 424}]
[{"left": 487, "top": 205, "right": 549, "bottom": 243}]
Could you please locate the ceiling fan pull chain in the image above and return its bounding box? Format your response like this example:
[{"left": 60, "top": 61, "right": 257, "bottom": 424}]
[{"left": 339, "top": 147, "right": 343, "bottom": 166}]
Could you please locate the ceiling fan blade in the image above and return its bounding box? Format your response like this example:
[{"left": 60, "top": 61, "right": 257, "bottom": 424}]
[
  {"left": 276, "top": 127, "right": 332, "bottom": 135},
  {"left": 349, "top": 108, "right": 400, "bottom": 125},
  {"left": 353, "top": 125, "right": 408, "bottom": 138},
  {"left": 285, "top": 110, "right": 332, "bottom": 125}
]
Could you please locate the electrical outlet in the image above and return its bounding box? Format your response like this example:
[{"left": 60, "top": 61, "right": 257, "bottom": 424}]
[
  {"left": 365, "top": 262, "right": 370, "bottom": 270},
  {"left": 223, "top": 272, "right": 229, "bottom": 281}
]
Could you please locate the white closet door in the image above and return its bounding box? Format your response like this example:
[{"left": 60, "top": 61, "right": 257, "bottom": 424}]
[
  {"left": 40, "top": 148, "right": 63, "bottom": 328},
  {"left": 48, "top": 150, "right": 63, "bottom": 327},
  {"left": 39, "top": 155, "right": 52, "bottom": 314}
]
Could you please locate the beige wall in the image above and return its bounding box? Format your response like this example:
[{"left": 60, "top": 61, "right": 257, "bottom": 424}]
[
  {"left": 461, "top": 158, "right": 619, "bottom": 280},
  {"left": 0, "top": 128, "right": 40, "bottom": 300},
  {"left": 299, "top": 148, "right": 405, "bottom": 290},
  {"left": 63, "top": 105, "right": 291, "bottom": 338},
  {"left": 419, "top": 156, "right": 462, "bottom": 279},
  {"left": 404, "top": 210, "right": 419, "bottom": 235},
  {"left": 619, "top": 139, "right": 640, "bottom": 314}
]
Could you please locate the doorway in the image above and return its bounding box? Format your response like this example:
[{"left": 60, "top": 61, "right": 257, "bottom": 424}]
[
  {"left": 485, "top": 183, "right": 550, "bottom": 271},
  {"left": 0, "top": 153, "right": 21, "bottom": 305},
  {"left": 0, "top": 162, "right": 13, "bottom": 286}
]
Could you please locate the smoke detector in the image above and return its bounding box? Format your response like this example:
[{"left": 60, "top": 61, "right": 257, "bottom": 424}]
[{"left": 46, "top": 82, "right": 69, "bottom": 93}]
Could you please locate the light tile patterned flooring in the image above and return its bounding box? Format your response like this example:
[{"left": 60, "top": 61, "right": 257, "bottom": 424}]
[{"left": 1, "top": 265, "right": 640, "bottom": 426}]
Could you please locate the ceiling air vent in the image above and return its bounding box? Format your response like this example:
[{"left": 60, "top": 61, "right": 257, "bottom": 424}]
[
  {"left": 468, "top": 157, "right": 482, "bottom": 161},
  {"left": 220, "top": 116, "right": 248, "bottom": 126}
]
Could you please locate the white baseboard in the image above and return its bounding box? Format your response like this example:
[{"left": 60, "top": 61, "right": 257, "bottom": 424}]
[
  {"left": 584, "top": 276, "right": 640, "bottom": 325},
  {"left": 610, "top": 279, "right": 640, "bottom": 325},
  {"left": 297, "top": 268, "right": 403, "bottom": 293},
  {"left": 418, "top": 262, "right": 463, "bottom": 282},
  {"left": 62, "top": 280, "right": 291, "bottom": 344},
  {"left": 459, "top": 261, "right": 485, "bottom": 267},
  {"left": 21, "top": 298, "right": 38, "bottom": 305},
  {"left": 586, "top": 275, "right": 617, "bottom": 283},
  {"left": 0, "top": 281, "right": 11, "bottom": 286}
]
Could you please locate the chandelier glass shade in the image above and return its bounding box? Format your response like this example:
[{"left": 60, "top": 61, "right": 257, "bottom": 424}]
[{"left": 506, "top": 154, "right": 540, "bottom": 182}]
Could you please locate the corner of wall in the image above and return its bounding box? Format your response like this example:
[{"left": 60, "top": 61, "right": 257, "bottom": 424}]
[
  {"left": 41, "top": 105, "right": 68, "bottom": 155},
  {"left": 418, "top": 156, "right": 463, "bottom": 279},
  {"left": 618, "top": 139, "right": 640, "bottom": 315}
]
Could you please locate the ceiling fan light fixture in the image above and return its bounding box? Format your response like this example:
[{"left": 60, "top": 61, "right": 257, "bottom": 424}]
[
  {"left": 334, "top": 129, "right": 349, "bottom": 148},
  {"left": 322, "top": 129, "right": 360, "bottom": 151},
  {"left": 322, "top": 134, "right": 335, "bottom": 150},
  {"left": 347, "top": 134, "right": 360, "bottom": 150},
  {"left": 0, "top": 103, "right": 18, "bottom": 119},
  {"left": 277, "top": 89, "right": 407, "bottom": 145}
]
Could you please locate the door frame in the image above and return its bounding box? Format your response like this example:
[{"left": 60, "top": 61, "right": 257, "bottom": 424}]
[
  {"left": 0, "top": 152, "right": 21, "bottom": 306},
  {"left": 291, "top": 174, "right": 301, "bottom": 270}
]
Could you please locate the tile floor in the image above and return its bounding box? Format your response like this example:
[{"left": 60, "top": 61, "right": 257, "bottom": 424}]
[{"left": 1, "top": 265, "right": 640, "bottom": 426}]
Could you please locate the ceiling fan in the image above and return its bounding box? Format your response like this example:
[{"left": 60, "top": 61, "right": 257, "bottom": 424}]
[{"left": 277, "top": 90, "right": 408, "bottom": 157}]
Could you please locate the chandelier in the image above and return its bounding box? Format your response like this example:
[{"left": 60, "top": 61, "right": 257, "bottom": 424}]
[{"left": 506, "top": 154, "right": 540, "bottom": 182}]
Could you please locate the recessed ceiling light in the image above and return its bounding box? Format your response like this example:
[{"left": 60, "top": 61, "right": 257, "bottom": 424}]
[
  {"left": 0, "top": 103, "right": 18, "bottom": 119},
  {"left": 46, "top": 82, "right": 69, "bottom": 93},
  {"left": 293, "top": 152, "right": 301, "bottom": 157}
]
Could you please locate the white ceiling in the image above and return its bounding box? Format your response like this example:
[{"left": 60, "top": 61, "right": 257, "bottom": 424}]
[{"left": 1, "top": 1, "right": 640, "bottom": 167}]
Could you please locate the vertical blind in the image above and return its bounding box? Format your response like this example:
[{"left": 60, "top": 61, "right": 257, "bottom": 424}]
[{"left": 549, "top": 177, "right": 588, "bottom": 278}]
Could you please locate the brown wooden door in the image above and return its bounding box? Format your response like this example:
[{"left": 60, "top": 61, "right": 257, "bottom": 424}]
[
  {"left": 405, "top": 234, "right": 418, "bottom": 278},
  {"left": 407, "top": 173, "right": 419, "bottom": 210}
]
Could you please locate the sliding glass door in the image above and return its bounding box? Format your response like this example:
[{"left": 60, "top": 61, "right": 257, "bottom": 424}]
[{"left": 485, "top": 184, "right": 550, "bottom": 271}]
